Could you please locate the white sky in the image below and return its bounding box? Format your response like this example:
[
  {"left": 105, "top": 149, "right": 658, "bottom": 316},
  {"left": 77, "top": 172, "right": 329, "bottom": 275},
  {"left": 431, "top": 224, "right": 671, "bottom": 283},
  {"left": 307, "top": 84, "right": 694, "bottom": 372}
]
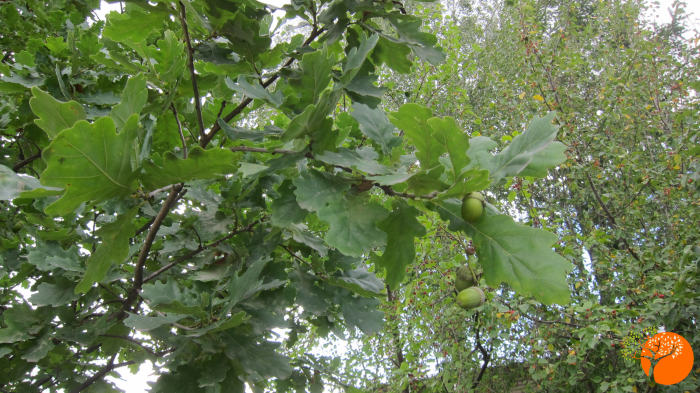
[{"left": 77, "top": 0, "right": 700, "bottom": 391}]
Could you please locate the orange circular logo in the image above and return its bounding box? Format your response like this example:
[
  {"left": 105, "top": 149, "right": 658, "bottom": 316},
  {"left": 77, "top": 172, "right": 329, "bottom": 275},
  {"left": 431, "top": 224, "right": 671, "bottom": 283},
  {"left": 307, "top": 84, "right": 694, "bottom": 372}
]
[{"left": 640, "top": 332, "right": 694, "bottom": 385}]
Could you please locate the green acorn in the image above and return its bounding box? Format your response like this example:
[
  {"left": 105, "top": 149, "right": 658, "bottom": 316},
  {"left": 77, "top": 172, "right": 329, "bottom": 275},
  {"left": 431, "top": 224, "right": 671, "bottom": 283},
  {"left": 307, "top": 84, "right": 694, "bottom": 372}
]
[
  {"left": 455, "top": 265, "right": 476, "bottom": 291},
  {"left": 456, "top": 287, "right": 486, "bottom": 310},
  {"left": 461, "top": 192, "right": 485, "bottom": 223}
]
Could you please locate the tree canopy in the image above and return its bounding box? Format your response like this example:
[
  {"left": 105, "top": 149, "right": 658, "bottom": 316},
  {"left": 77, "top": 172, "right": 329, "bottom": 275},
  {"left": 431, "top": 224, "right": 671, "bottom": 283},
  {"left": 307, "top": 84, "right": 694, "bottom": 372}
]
[{"left": 0, "top": 0, "right": 698, "bottom": 392}]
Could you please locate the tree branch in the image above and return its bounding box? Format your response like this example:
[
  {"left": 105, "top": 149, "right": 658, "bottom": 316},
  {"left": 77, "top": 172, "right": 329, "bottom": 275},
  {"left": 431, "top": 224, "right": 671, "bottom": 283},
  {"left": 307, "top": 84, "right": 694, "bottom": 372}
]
[
  {"left": 471, "top": 312, "right": 491, "bottom": 389},
  {"left": 68, "top": 354, "right": 126, "bottom": 393},
  {"left": 178, "top": 1, "right": 205, "bottom": 141},
  {"left": 124, "top": 185, "right": 183, "bottom": 312}
]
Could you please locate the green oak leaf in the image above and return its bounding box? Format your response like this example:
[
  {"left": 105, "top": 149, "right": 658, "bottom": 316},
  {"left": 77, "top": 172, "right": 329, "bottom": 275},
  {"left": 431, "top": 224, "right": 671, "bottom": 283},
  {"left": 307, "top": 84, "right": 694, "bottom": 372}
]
[
  {"left": 197, "top": 354, "right": 231, "bottom": 387},
  {"left": 315, "top": 147, "right": 395, "bottom": 175},
  {"left": 123, "top": 313, "right": 185, "bottom": 331},
  {"left": 141, "top": 280, "right": 183, "bottom": 307},
  {"left": 103, "top": 9, "right": 168, "bottom": 43},
  {"left": 328, "top": 267, "right": 385, "bottom": 297},
  {"left": 288, "top": 223, "right": 329, "bottom": 256},
  {"left": 225, "top": 75, "right": 283, "bottom": 107},
  {"left": 224, "top": 257, "right": 271, "bottom": 314},
  {"left": 350, "top": 103, "right": 401, "bottom": 156},
  {"left": 387, "top": 16, "right": 446, "bottom": 65},
  {"left": 289, "top": 46, "right": 335, "bottom": 105},
  {"left": 151, "top": 30, "right": 187, "bottom": 87},
  {"left": 40, "top": 115, "right": 140, "bottom": 217},
  {"left": 440, "top": 168, "right": 491, "bottom": 199},
  {"left": 389, "top": 104, "right": 441, "bottom": 169},
  {"left": 375, "top": 199, "right": 427, "bottom": 290},
  {"left": 327, "top": 286, "right": 384, "bottom": 335},
  {"left": 29, "top": 87, "right": 86, "bottom": 139},
  {"left": 281, "top": 88, "right": 341, "bottom": 143},
  {"left": 110, "top": 73, "right": 148, "bottom": 131},
  {"left": 427, "top": 116, "right": 471, "bottom": 183},
  {"left": 222, "top": 333, "right": 293, "bottom": 380},
  {"left": 316, "top": 192, "right": 389, "bottom": 257},
  {"left": 370, "top": 36, "right": 412, "bottom": 74},
  {"left": 75, "top": 206, "right": 138, "bottom": 293},
  {"left": 270, "top": 180, "right": 309, "bottom": 228},
  {"left": 406, "top": 167, "right": 449, "bottom": 196},
  {"left": 289, "top": 269, "right": 332, "bottom": 315},
  {"left": 0, "top": 304, "right": 44, "bottom": 343},
  {"left": 366, "top": 168, "right": 413, "bottom": 186},
  {"left": 218, "top": 119, "right": 283, "bottom": 142},
  {"left": 29, "top": 277, "right": 81, "bottom": 306},
  {"left": 22, "top": 330, "right": 55, "bottom": 362},
  {"left": 187, "top": 312, "right": 249, "bottom": 337},
  {"left": 141, "top": 146, "right": 237, "bottom": 190},
  {"left": 341, "top": 33, "right": 379, "bottom": 86},
  {"left": 435, "top": 200, "right": 572, "bottom": 305},
  {"left": 486, "top": 111, "right": 560, "bottom": 183},
  {"left": 517, "top": 142, "right": 567, "bottom": 178},
  {"left": 292, "top": 169, "right": 354, "bottom": 212},
  {"left": 345, "top": 74, "right": 386, "bottom": 97},
  {"left": 0, "top": 165, "right": 61, "bottom": 200},
  {"left": 76, "top": 30, "right": 103, "bottom": 57}
]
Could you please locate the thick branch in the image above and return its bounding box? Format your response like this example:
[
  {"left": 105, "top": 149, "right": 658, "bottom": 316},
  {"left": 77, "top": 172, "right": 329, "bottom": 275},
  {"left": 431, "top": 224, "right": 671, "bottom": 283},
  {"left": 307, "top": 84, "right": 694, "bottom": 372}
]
[{"left": 178, "top": 1, "right": 205, "bottom": 140}]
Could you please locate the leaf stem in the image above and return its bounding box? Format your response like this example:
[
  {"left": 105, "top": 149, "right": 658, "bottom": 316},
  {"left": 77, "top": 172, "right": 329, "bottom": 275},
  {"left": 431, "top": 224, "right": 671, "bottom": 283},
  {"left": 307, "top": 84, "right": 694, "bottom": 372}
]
[{"left": 170, "top": 103, "right": 187, "bottom": 159}]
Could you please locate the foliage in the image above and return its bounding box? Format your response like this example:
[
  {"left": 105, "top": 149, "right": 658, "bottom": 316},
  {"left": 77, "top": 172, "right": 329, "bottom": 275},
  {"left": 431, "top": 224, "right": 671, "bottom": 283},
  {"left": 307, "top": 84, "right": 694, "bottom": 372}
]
[{"left": 0, "top": 0, "right": 574, "bottom": 392}]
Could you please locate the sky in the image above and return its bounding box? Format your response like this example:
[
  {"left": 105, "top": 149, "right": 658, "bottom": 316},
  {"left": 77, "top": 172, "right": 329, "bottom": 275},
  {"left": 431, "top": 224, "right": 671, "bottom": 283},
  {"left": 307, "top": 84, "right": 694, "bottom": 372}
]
[{"left": 73, "top": 0, "right": 700, "bottom": 391}]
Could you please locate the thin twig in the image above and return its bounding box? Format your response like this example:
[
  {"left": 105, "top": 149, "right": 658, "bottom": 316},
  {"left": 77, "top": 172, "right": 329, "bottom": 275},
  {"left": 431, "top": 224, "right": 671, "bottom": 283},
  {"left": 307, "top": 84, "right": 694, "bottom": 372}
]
[
  {"left": 99, "top": 335, "right": 161, "bottom": 356},
  {"left": 170, "top": 104, "right": 188, "bottom": 159},
  {"left": 13, "top": 151, "right": 42, "bottom": 172},
  {"left": 143, "top": 218, "right": 263, "bottom": 283},
  {"left": 230, "top": 146, "right": 314, "bottom": 157},
  {"left": 178, "top": 1, "right": 205, "bottom": 141},
  {"left": 379, "top": 185, "right": 438, "bottom": 200}
]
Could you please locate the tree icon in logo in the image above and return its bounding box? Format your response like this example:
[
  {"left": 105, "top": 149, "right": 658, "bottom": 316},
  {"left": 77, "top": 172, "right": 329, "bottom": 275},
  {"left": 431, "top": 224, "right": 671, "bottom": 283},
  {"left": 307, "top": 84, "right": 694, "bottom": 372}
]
[{"left": 622, "top": 327, "right": 694, "bottom": 386}]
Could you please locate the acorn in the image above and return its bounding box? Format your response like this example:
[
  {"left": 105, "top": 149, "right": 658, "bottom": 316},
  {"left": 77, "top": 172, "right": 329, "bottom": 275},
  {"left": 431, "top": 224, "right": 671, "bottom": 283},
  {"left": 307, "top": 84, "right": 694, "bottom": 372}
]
[
  {"left": 456, "top": 287, "right": 486, "bottom": 310},
  {"left": 455, "top": 265, "right": 476, "bottom": 291},
  {"left": 461, "top": 192, "right": 485, "bottom": 223}
]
